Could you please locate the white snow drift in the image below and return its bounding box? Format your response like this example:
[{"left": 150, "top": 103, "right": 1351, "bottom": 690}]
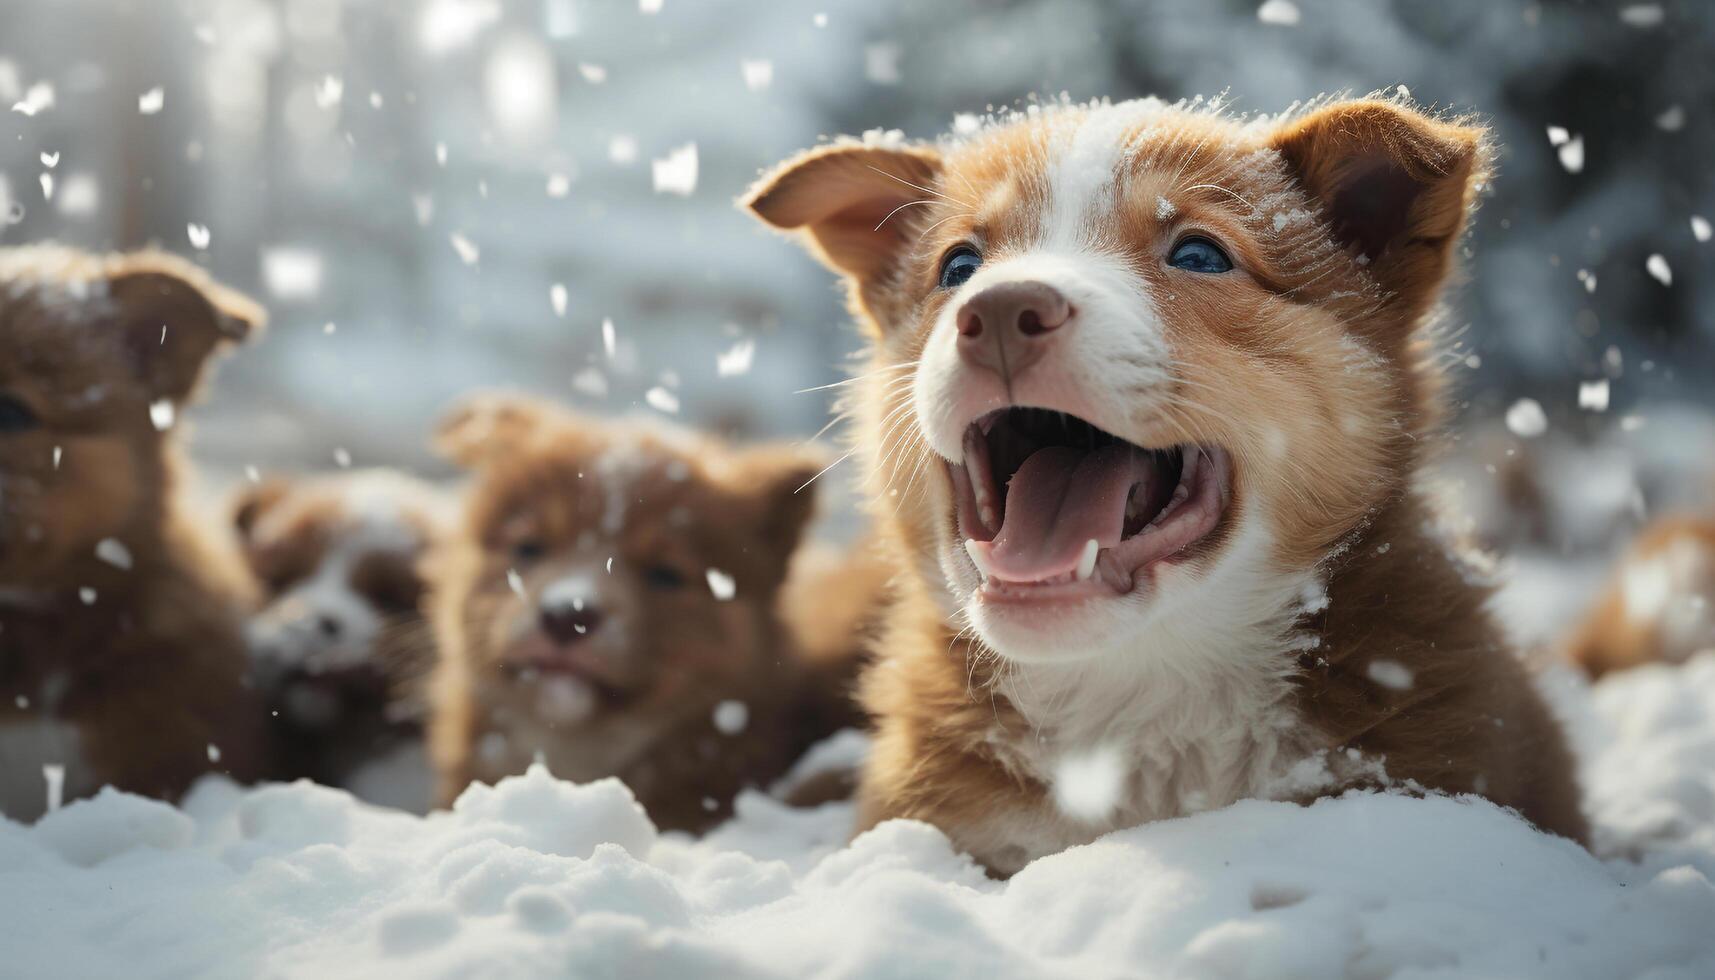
[{"left": 3, "top": 657, "right": 1714, "bottom": 977}]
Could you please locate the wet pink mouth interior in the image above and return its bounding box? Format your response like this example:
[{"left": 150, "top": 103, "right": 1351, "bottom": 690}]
[{"left": 951, "top": 407, "right": 1232, "bottom": 595}]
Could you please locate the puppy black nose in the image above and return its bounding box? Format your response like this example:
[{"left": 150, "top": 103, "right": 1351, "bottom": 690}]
[
  {"left": 316, "top": 614, "right": 342, "bottom": 639},
  {"left": 540, "top": 602, "right": 602, "bottom": 644},
  {"left": 955, "top": 281, "right": 1071, "bottom": 381}
]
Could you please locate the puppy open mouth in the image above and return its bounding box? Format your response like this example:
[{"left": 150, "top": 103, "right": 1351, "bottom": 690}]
[{"left": 949, "top": 407, "right": 1233, "bottom": 598}]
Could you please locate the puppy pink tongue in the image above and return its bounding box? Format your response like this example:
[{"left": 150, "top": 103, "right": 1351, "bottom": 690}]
[{"left": 974, "top": 444, "right": 1153, "bottom": 581}]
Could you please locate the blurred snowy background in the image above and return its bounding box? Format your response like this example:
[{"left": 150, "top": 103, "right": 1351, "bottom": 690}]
[{"left": 0, "top": 0, "right": 1711, "bottom": 589}]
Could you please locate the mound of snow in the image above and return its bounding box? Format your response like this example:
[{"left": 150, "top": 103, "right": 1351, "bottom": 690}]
[{"left": 4, "top": 660, "right": 1715, "bottom": 977}]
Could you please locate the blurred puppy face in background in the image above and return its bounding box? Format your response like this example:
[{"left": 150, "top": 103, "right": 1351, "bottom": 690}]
[
  {"left": 0, "top": 246, "right": 259, "bottom": 591},
  {"left": 234, "top": 470, "right": 445, "bottom": 743},
  {"left": 428, "top": 394, "right": 820, "bottom": 811}
]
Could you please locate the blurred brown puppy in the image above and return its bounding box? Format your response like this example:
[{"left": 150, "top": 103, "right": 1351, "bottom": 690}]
[
  {"left": 233, "top": 469, "right": 447, "bottom": 809},
  {"left": 1566, "top": 515, "right": 1715, "bottom": 678},
  {"left": 0, "top": 245, "right": 265, "bottom": 821},
  {"left": 427, "top": 395, "right": 869, "bottom": 831}
]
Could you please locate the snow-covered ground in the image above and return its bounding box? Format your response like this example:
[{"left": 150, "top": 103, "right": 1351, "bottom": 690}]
[{"left": 4, "top": 658, "right": 1715, "bottom": 977}]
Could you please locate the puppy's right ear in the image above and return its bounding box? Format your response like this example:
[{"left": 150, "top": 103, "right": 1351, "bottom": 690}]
[
  {"left": 434, "top": 392, "right": 555, "bottom": 469},
  {"left": 742, "top": 141, "right": 941, "bottom": 321},
  {"left": 107, "top": 251, "right": 266, "bottom": 403},
  {"left": 232, "top": 477, "right": 291, "bottom": 541}
]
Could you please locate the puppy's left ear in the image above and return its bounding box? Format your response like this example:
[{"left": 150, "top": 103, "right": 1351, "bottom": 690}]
[
  {"left": 742, "top": 141, "right": 942, "bottom": 328},
  {"left": 108, "top": 254, "right": 265, "bottom": 402},
  {"left": 1269, "top": 99, "right": 1488, "bottom": 316}
]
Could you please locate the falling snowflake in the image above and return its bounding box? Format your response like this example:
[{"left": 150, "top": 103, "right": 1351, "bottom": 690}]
[
  {"left": 705, "top": 568, "right": 736, "bottom": 601},
  {"left": 601, "top": 317, "right": 617, "bottom": 359},
  {"left": 186, "top": 223, "right": 211, "bottom": 249},
  {"left": 1578, "top": 380, "right": 1610, "bottom": 412},
  {"left": 1366, "top": 660, "right": 1415, "bottom": 691},
  {"left": 333, "top": 447, "right": 352, "bottom": 468},
  {"left": 95, "top": 538, "right": 133, "bottom": 570},
  {"left": 449, "top": 232, "right": 480, "bottom": 265},
  {"left": 314, "top": 75, "right": 344, "bottom": 109},
  {"left": 645, "top": 386, "right": 679, "bottom": 414},
  {"left": 149, "top": 399, "right": 176, "bottom": 431},
  {"left": 261, "top": 247, "right": 324, "bottom": 299},
  {"left": 506, "top": 568, "right": 527, "bottom": 598},
  {"left": 1256, "top": 0, "right": 1301, "bottom": 26},
  {"left": 608, "top": 135, "right": 639, "bottom": 165},
  {"left": 577, "top": 63, "right": 607, "bottom": 84},
  {"left": 1655, "top": 105, "right": 1685, "bottom": 131},
  {"left": 57, "top": 174, "right": 98, "bottom": 217},
  {"left": 1645, "top": 253, "right": 1672, "bottom": 286},
  {"left": 1505, "top": 398, "right": 1547, "bottom": 438},
  {"left": 1692, "top": 216, "right": 1711, "bottom": 243},
  {"left": 717, "top": 338, "right": 755, "bottom": 377},
  {"left": 712, "top": 699, "right": 748, "bottom": 735},
  {"left": 651, "top": 143, "right": 698, "bottom": 196},
  {"left": 1052, "top": 744, "right": 1127, "bottom": 823},
  {"left": 11, "top": 80, "right": 54, "bottom": 116},
  {"left": 550, "top": 283, "right": 568, "bottom": 316},
  {"left": 639, "top": 0, "right": 663, "bottom": 12},
  {"left": 740, "top": 59, "right": 773, "bottom": 92},
  {"left": 39, "top": 151, "right": 57, "bottom": 168},
  {"left": 546, "top": 173, "right": 572, "bottom": 197},
  {"left": 1555, "top": 136, "right": 1584, "bottom": 174},
  {"left": 38, "top": 173, "right": 53, "bottom": 200},
  {"left": 207, "top": 744, "right": 222, "bottom": 763},
  {"left": 138, "top": 86, "right": 165, "bottom": 114}
]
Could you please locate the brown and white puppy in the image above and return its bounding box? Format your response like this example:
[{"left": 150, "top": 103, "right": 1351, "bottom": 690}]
[
  {"left": 0, "top": 245, "right": 266, "bottom": 821},
  {"left": 233, "top": 469, "right": 446, "bottom": 809},
  {"left": 1566, "top": 515, "right": 1715, "bottom": 678},
  {"left": 427, "top": 395, "right": 863, "bottom": 831},
  {"left": 745, "top": 95, "right": 1588, "bottom": 873}
]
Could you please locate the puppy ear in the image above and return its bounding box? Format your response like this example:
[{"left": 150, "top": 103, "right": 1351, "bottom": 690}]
[
  {"left": 434, "top": 392, "right": 556, "bottom": 469},
  {"left": 1269, "top": 99, "right": 1488, "bottom": 315},
  {"left": 107, "top": 253, "right": 265, "bottom": 402},
  {"left": 232, "top": 477, "right": 292, "bottom": 541},
  {"left": 742, "top": 141, "right": 942, "bottom": 289},
  {"left": 729, "top": 443, "right": 827, "bottom": 562}
]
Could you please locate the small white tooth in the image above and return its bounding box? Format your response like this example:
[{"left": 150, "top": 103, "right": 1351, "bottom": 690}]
[
  {"left": 1076, "top": 539, "right": 1099, "bottom": 581},
  {"left": 964, "top": 539, "right": 994, "bottom": 579}
]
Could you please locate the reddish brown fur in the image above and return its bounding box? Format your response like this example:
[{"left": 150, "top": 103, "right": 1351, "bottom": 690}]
[
  {"left": 0, "top": 246, "right": 266, "bottom": 820},
  {"left": 746, "top": 97, "right": 1587, "bottom": 871},
  {"left": 426, "top": 394, "right": 870, "bottom": 831},
  {"left": 1566, "top": 515, "right": 1715, "bottom": 678}
]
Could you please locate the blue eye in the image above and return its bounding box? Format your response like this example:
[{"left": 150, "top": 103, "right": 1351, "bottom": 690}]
[
  {"left": 938, "top": 247, "right": 982, "bottom": 289},
  {"left": 1167, "top": 237, "right": 1233, "bottom": 274}
]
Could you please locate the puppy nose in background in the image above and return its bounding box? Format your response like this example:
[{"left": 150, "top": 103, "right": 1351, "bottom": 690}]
[
  {"left": 956, "top": 281, "right": 1072, "bottom": 382},
  {"left": 539, "top": 594, "right": 603, "bottom": 644}
]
